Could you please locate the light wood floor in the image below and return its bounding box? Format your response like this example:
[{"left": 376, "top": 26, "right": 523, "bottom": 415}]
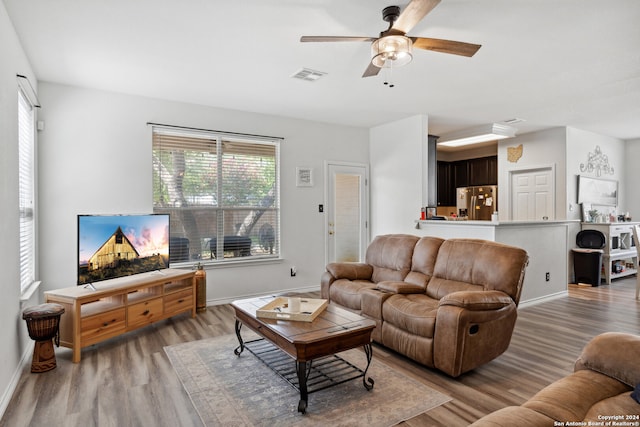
[{"left": 2, "top": 278, "right": 638, "bottom": 427}]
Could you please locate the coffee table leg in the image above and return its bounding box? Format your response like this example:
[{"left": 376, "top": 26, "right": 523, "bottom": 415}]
[
  {"left": 296, "top": 361, "right": 308, "bottom": 414},
  {"left": 233, "top": 320, "right": 245, "bottom": 356},
  {"left": 363, "top": 343, "right": 374, "bottom": 390}
]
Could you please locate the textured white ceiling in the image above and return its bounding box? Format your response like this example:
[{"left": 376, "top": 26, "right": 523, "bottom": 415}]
[{"left": 5, "top": 0, "right": 640, "bottom": 139}]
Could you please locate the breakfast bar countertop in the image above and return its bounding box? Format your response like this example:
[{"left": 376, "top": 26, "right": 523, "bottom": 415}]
[{"left": 414, "top": 219, "right": 580, "bottom": 305}]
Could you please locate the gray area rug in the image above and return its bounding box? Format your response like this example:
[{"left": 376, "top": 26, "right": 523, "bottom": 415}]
[{"left": 164, "top": 334, "right": 451, "bottom": 427}]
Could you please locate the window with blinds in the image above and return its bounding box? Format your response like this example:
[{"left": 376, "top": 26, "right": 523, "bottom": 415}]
[
  {"left": 152, "top": 125, "right": 280, "bottom": 264},
  {"left": 18, "top": 89, "right": 36, "bottom": 292}
]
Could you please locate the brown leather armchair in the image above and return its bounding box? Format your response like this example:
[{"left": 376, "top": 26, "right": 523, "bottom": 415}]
[{"left": 470, "top": 332, "right": 640, "bottom": 426}]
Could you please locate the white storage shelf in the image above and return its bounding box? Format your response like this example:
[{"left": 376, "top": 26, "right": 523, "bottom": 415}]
[{"left": 581, "top": 222, "right": 639, "bottom": 285}]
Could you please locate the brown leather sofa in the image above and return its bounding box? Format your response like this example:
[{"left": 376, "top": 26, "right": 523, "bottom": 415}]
[
  {"left": 321, "top": 234, "right": 529, "bottom": 377},
  {"left": 470, "top": 332, "right": 640, "bottom": 426}
]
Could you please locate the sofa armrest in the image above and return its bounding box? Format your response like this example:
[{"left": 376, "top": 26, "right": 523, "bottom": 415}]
[
  {"left": 575, "top": 332, "right": 640, "bottom": 387},
  {"left": 321, "top": 263, "right": 374, "bottom": 300},
  {"left": 377, "top": 281, "right": 425, "bottom": 294},
  {"left": 438, "top": 290, "right": 514, "bottom": 311},
  {"left": 326, "top": 262, "right": 373, "bottom": 281},
  {"left": 434, "top": 298, "right": 517, "bottom": 377}
]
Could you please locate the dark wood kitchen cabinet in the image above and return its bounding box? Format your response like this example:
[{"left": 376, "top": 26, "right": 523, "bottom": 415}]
[
  {"left": 437, "top": 161, "right": 452, "bottom": 206},
  {"left": 452, "top": 160, "right": 469, "bottom": 189},
  {"left": 468, "top": 156, "right": 497, "bottom": 186},
  {"left": 437, "top": 156, "right": 497, "bottom": 206}
]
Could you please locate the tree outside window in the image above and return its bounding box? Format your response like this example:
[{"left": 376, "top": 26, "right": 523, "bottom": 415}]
[{"left": 152, "top": 126, "right": 280, "bottom": 264}]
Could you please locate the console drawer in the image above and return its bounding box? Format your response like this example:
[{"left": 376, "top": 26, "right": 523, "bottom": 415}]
[
  {"left": 81, "top": 308, "right": 126, "bottom": 345},
  {"left": 164, "top": 288, "right": 193, "bottom": 315},
  {"left": 127, "top": 297, "right": 163, "bottom": 329}
]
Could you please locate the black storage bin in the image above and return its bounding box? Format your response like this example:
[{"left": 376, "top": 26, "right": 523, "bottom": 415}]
[
  {"left": 573, "top": 230, "right": 606, "bottom": 286},
  {"left": 573, "top": 248, "right": 603, "bottom": 286}
]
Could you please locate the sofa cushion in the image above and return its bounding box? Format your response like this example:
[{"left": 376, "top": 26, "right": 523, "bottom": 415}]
[
  {"left": 426, "top": 277, "right": 484, "bottom": 300},
  {"left": 584, "top": 392, "right": 640, "bottom": 422},
  {"left": 381, "top": 323, "right": 434, "bottom": 366},
  {"left": 469, "top": 406, "right": 555, "bottom": 427},
  {"left": 575, "top": 332, "right": 640, "bottom": 387},
  {"left": 427, "top": 239, "right": 528, "bottom": 302},
  {"left": 377, "top": 281, "right": 425, "bottom": 294},
  {"left": 522, "top": 369, "right": 632, "bottom": 422},
  {"left": 403, "top": 237, "right": 445, "bottom": 288},
  {"left": 365, "top": 234, "right": 419, "bottom": 283},
  {"left": 325, "top": 262, "right": 373, "bottom": 281},
  {"left": 328, "top": 279, "right": 377, "bottom": 311},
  {"left": 382, "top": 294, "right": 439, "bottom": 338}
]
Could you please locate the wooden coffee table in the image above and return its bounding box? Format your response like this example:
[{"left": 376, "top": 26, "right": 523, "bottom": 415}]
[{"left": 231, "top": 296, "right": 376, "bottom": 413}]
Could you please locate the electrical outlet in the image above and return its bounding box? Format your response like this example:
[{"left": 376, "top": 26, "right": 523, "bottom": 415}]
[
  {"left": 290, "top": 267, "right": 297, "bottom": 277},
  {"left": 545, "top": 272, "right": 550, "bottom": 282}
]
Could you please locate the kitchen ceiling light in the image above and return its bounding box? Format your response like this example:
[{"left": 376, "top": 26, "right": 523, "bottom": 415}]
[
  {"left": 371, "top": 35, "right": 413, "bottom": 68},
  {"left": 437, "top": 123, "right": 517, "bottom": 147}
]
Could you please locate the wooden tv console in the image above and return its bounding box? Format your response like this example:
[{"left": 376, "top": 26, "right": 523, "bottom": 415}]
[{"left": 44, "top": 269, "right": 196, "bottom": 362}]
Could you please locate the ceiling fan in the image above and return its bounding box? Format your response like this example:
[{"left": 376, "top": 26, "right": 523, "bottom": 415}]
[{"left": 300, "top": 0, "right": 481, "bottom": 78}]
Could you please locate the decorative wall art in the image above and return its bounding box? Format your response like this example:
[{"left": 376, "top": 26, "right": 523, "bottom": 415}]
[
  {"left": 296, "top": 167, "right": 313, "bottom": 187},
  {"left": 577, "top": 175, "right": 618, "bottom": 206},
  {"left": 580, "top": 145, "right": 614, "bottom": 177},
  {"left": 507, "top": 144, "right": 523, "bottom": 163}
]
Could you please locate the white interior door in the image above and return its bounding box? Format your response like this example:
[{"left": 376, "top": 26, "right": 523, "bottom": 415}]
[
  {"left": 510, "top": 167, "right": 554, "bottom": 220},
  {"left": 326, "top": 162, "right": 368, "bottom": 264}
]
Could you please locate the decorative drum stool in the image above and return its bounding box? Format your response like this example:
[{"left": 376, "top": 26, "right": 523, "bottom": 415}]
[{"left": 22, "top": 303, "right": 65, "bottom": 373}]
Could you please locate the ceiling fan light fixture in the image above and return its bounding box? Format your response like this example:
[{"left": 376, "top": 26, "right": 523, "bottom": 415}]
[{"left": 371, "top": 35, "right": 413, "bottom": 68}]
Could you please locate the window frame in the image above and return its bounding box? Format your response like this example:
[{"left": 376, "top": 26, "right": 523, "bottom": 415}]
[
  {"left": 151, "top": 124, "right": 281, "bottom": 267},
  {"left": 17, "top": 81, "right": 38, "bottom": 294}
]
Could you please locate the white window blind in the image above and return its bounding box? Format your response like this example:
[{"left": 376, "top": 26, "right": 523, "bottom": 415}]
[
  {"left": 18, "top": 89, "right": 36, "bottom": 292},
  {"left": 152, "top": 125, "right": 280, "bottom": 264}
]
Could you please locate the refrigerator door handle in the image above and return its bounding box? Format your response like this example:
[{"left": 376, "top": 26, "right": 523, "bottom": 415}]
[{"left": 470, "top": 195, "right": 477, "bottom": 220}]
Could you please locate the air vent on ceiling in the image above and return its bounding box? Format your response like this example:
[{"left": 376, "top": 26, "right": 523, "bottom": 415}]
[
  {"left": 291, "top": 68, "right": 327, "bottom": 82},
  {"left": 503, "top": 118, "right": 526, "bottom": 124}
]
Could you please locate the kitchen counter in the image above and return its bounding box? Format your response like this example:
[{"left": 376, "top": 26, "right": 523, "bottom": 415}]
[
  {"left": 417, "top": 219, "right": 579, "bottom": 226},
  {"left": 415, "top": 219, "right": 581, "bottom": 305}
]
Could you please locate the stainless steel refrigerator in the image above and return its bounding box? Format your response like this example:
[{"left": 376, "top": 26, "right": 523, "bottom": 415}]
[{"left": 456, "top": 186, "right": 498, "bottom": 220}]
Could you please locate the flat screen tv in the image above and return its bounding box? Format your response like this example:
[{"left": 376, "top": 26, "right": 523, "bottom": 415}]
[{"left": 78, "top": 214, "right": 170, "bottom": 285}]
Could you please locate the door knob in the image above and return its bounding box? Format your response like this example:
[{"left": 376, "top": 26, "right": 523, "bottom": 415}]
[{"left": 329, "top": 230, "right": 334, "bottom": 235}]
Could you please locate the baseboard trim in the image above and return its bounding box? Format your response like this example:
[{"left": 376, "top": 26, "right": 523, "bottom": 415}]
[
  {"left": 519, "top": 290, "right": 568, "bottom": 308},
  {"left": 0, "top": 341, "right": 34, "bottom": 420},
  {"left": 206, "top": 285, "right": 321, "bottom": 306}
]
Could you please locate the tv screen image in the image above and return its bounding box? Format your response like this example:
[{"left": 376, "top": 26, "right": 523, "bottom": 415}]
[{"left": 78, "top": 214, "right": 170, "bottom": 285}]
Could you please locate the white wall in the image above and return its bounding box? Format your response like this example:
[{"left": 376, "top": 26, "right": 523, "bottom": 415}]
[
  {"left": 497, "top": 127, "right": 567, "bottom": 221},
  {"left": 625, "top": 138, "right": 640, "bottom": 219},
  {"left": 495, "top": 223, "right": 569, "bottom": 303},
  {"left": 0, "top": 0, "right": 40, "bottom": 415},
  {"left": 37, "top": 83, "right": 369, "bottom": 303},
  {"left": 437, "top": 144, "right": 497, "bottom": 162},
  {"left": 369, "top": 115, "right": 428, "bottom": 236}
]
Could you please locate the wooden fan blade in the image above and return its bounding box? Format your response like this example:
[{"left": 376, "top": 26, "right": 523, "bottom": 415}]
[
  {"left": 412, "top": 37, "right": 481, "bottom": 57},
  {"left": 362, "top": 61, "right": 381, "bottom": 78},
  {"left": 392, "top": 0, "right": 441, "bottom": 34},
  {"left": 300, "top": 36, "right": 376, "bottom": 42}
]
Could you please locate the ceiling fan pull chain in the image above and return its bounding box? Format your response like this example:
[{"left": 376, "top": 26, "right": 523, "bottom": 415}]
[{"left": 383, "top": 61, "right": 395, "bottom": 88}]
